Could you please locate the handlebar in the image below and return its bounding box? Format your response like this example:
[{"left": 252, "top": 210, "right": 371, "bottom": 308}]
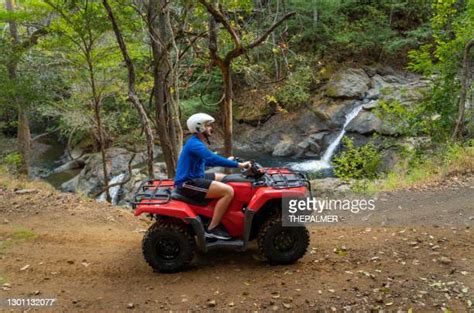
[{"left": 238, "top": 158, "right": 265, "bottom": 179}]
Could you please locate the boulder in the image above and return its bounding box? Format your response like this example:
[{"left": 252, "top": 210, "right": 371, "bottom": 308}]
[
  {"left": 61, "top": 175, "right": 80, "bottom": 193},
  {"left": 309, "top": 131, "right": 329, "bottom": 146},
  {"left": 235, "top": 112, "right": 321, "bottom": 154},
  {"left": 362, "top": 66, "right": 377, "bottom": 77},
  {"left": 322, "top": 132, "right": 340, "bottom": 153},
  {"left": 121, "top": 169, "right": 147, "bottom": 205},
  {"left": 311, "top": 98, "right": 355, "bottom": 127},
  {"left": 365, "top": 89, "right": 380, "bottom": 101},
  {"left": 362, "top": 99, "right": 379, "bottom": 109},
  {"left": 51, "top": 159, "right": 85, "bottom": 174},
  {"left": 380, "top": 81, "right": 429, "bottom": 107},
  {"left": 75, "top": 148, "right": 144, "bottom": 196},
  {"left": 382, "top": 74, "right": 408, "bottom": 84},
  {"left": 378, "top": 148, "right": 401, "bottom": 173},
  {"left": 69, "top": 146, "right": 87, "bottom": 160},
  {"left": 375, "top": 65, "right": 396, "bottom": 76},
  {"left": 326, "top": 68, "right": 371, "bottom": 99},
  {"left": 399, "top": 136, "right": 432, "bottom": 151},
  {"left": 371, "top": 74, "right": 392, "bottom": 90},
  {"left": 345, "top": 133, "right": 373, "bottom": 148},
  {"left": 294, "top": 111, "right": 329, "bottom": 134},
  {"left": 346, "top": 111, "right": 383, "bottom": 134},
  {"left": 311, "top": 178, "right": 352, "bottom": 195},
  {"left": 295, "top": 136, "right": 322, "bottom": 158},
  {"left": 272, "top": 140, "right": 296, "bottom": 157}
]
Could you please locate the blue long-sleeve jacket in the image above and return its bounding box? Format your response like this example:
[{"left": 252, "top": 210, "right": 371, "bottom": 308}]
[{"left": 174, "top": 135, "right": 238, "bottom": 187}]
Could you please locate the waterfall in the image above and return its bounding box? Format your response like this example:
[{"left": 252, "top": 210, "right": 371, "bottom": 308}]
[
  {"left": 290, "top": 102, "right": 369, "bottom": 172},
  {"left": 321, "top": 104, "right": 364, "bottom": 162},
  {"left": 97, "top": 173, "right": 126, "bottom": 205}
]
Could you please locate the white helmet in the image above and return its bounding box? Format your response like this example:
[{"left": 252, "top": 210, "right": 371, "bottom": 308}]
[{"left": 187, "top": 113, "right": 215, "bottom": 133}]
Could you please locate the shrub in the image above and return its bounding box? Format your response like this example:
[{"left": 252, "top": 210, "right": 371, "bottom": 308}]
[
  {"left": 333, "top": 137, "right": 382, "bottom": 181},
  {"left": 373, "top": 99, "right": 427, "bottom": 136},
  {"left": 274, "top": 66, "right": 312, "bottom": 110},
  {"left": 364, "top": 140, "right": 473, "bottom": 192},
  {"left": 3, "top": 152, "right": 22, "bottom": 173}
]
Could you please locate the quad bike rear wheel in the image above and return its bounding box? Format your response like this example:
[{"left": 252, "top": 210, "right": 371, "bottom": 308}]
[
  {"left": 142, "top": 220, "right": 195, "bottom": 273},
  {"left": 258, "top": 216, "right": 309, "bottom": 264}
]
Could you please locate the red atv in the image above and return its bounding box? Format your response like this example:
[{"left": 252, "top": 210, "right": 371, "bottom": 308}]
[{"left": 133, "top": 161, "right": 311, "bottom": 272}]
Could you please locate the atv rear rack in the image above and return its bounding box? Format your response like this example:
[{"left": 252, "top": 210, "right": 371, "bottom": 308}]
[{"left": 131, "top": 178, "right": 174, "bottom": 208}]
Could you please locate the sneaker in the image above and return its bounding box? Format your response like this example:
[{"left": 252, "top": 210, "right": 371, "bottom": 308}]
[{"left": 205, "top": 226, "right": 231, "bottom": 240}]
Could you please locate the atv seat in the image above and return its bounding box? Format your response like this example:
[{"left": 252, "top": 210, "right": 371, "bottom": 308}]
[
  {"left": 221, "top": 174, "right": 254, "bottom": 183},
  {"left": 171, "top": 190, "right": 212, "bottom": 206}
]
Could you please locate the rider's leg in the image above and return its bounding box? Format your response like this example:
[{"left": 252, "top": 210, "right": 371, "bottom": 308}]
[
  {"left": 214, "top": 173, "right": 225, "bottom": 181},
  {"left": 205, "top": 181, "right": 234, "bottom": 230}
]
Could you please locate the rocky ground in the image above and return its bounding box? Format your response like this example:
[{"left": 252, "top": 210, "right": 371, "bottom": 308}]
[{"left": 0, "top": 175, "right": 472, "bottom": 312}]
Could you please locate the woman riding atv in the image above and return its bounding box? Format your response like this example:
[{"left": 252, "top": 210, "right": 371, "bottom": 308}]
[{"left": 174, "top": 113, "right": 251, "bottom": 240}]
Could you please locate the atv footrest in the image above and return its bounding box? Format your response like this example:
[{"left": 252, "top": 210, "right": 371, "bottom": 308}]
[{"left": 206, "top": 239, "right": 244, "bottom": 250}]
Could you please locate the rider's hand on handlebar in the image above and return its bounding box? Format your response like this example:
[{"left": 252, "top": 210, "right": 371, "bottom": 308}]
[{"left": 238, "top": 161, "right": 251, "bottom": 169}]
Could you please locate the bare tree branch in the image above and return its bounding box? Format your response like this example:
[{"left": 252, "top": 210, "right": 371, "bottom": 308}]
[
  {"left": 199, "top": 0, "right": 241, "bottom": 50},
  {"left": 225, "top": 11, "right": 296, "bottom": 62}
]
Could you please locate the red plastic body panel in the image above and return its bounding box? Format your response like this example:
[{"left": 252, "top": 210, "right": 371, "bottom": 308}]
[
  {"left": 134, "top": 201, "right": 198, "bottom": 219},
  {"left": 247, "top": 186, "right": 308, "bottom": 211}
]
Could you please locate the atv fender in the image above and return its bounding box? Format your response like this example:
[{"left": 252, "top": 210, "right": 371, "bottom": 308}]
[
  {"left": 247, "top": 187, "right": 308, "bottom": 211},
  {"left": 134, "top": 201, "right": 198, "bottom": 219}
]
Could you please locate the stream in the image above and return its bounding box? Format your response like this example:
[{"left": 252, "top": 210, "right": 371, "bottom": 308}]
[{"left": 30, "top": 137, "right": 81, "bottom": 188}]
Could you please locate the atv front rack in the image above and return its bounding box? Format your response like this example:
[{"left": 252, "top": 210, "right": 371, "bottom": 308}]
[
  {"left": 131, "top": 178, "right": 174, "bottom": 208},
  {"left": 265, "top": 168, "right": 312, "bottom": 195}
]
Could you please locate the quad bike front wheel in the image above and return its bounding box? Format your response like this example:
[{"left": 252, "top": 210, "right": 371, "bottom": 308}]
[
  {"left": 258, "top": 216, "right": 309, "bottom": 265},
  {"left": 142, "top": 220, "right": 195, "bottom": 273}
]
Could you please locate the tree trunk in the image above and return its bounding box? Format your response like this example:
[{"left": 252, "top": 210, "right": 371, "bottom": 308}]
[
  {"left": 6, "top": 0, "right": 31, "bottom": 176},
  {"left": 200, "top": 0, "right": 295, "bottom": 158},
  {"left": 220, "top": 63, "right": 233, "bottom": 157},
  {"left": 102, "top": 0, "right": 155, "bottom": 178},
  {"left": 452, "top": 39, "right": 474, "bottom": 140},
  {"left": 88, "top": 59, "right": 110, "bottom": 202},
  {"left": 162, "top": 6, "right": 183, "bottom": 156},
  {"left": 147, "top": 0, "right": 182, "bottom": 177},
  {"left": 17, "top": 106, "right": 31, "bottom": 175}
]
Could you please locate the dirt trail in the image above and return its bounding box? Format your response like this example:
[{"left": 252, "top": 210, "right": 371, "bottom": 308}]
[{"left": 0, "top": 176, "right": 473, "bottom": 312}]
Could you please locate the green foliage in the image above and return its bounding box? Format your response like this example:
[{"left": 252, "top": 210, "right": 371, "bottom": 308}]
[
  {"left": 286, "top": 0, "right": 432, "bottom": 60},
  {"left": 407, "top": 0, "right": 474, "bottom": 140},
  {"left": 274, "top": 66, "right": 312, "bottom": 109},
  {"left": 179, "top": 67, "right": 222, "bottom": 119},
  {"left": 364, "top": 140, "right": 473, "bottom": 192},
  {"left": 181, "top": 96, "right": 219, "bottom": 120},
  {"left": 374, "top": 99, "right": 427, "bottom": 136},
  {"left": 0, "top": 0, "right": 62, "bottom": 135},
  {"left": 3, "top": 152, "right": 22, "bottom": 173},
  {"left": 333, "top": 137, "right": 382, "bottom": 181},
  {"left": 407, "top": 44, "right": 434, "bottom": 75}
]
